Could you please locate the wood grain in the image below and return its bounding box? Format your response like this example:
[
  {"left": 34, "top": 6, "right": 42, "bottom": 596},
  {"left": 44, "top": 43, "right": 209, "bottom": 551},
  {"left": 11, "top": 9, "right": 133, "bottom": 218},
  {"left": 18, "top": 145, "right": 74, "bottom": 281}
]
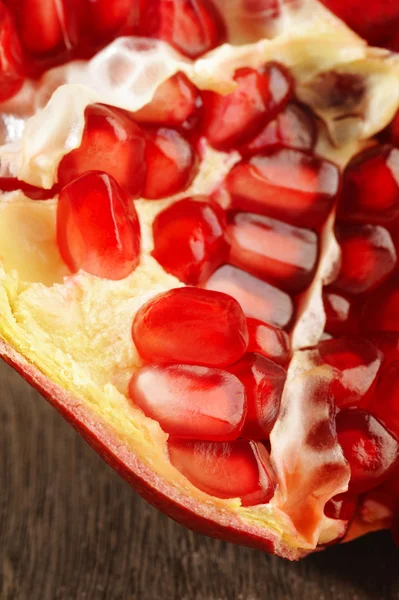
[{"left": 0, "top": 359, "right": 398, "bottom": 600}]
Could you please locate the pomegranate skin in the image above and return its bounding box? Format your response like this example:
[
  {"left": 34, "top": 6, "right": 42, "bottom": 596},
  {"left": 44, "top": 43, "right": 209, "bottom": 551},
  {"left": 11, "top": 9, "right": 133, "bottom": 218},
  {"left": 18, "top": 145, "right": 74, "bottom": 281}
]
[{"left": 0, "top": 338, "right": 300, "bottom": 559}]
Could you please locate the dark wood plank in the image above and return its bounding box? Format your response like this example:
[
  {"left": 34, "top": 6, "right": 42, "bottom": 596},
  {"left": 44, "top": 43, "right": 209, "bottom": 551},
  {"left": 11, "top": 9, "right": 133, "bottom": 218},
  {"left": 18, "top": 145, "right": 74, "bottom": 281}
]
[{"left": 1, "top": 359, "right": 398, "bottom": 600}]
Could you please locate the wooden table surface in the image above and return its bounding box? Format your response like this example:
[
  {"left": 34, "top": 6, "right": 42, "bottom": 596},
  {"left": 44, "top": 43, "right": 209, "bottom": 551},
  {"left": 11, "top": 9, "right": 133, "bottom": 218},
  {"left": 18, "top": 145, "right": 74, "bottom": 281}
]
[{"left": 1, "top": 359, "right": 398, "bottom": 600}]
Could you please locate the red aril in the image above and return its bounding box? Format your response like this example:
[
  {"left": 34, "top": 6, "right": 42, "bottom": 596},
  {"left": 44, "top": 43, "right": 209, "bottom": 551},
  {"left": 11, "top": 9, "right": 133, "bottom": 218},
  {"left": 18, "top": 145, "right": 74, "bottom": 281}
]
[
  {"left": 58, "top": 104, "right": 146, "bottom": 197},
  {"left": 142, "top": 127, "right": 197, "bottom": 199},
  {"left": 361, "top": 277, "right": 399, "bottom": 333},
  {"left": 390, "top": 109, "right": 399, "bottom": 146},
  {"left": 224, "top": 149, "right": 340, "bottom": 228},
  {"left": 0, "top": 177, "right": 57, "bottom": 200},
  {"left": 152, "top": 197, "right": 227, "bottom": 284},
  {"left": 338, "top": 145, "right": 399, "bottom": 224},
  {"left": 318, "top": 337, "right": 383, "bottom": 409},
  {"left": 57, "top": 171, "right": 141, "bottom": 280},
  {"left": 228, "top": 353, "right": 286, "bottom": 440},
  {"left": 139, "top": 0, "right": 225, "bottom": 58},
  {"left": 324, "top": 492, "right": 358, "bottom": 521},
  {"left": 333, "top": 223, "right": 396, "bottom": 295},
  {"left": 87, "top": 0, "right": 138, "bottom": 41},
  {"left": 132, "top": 287, "right": 248, "bottom": 367},
  {"left": 0, "top": 3, "right": 24, "bottom": 102},
  {"left": 323, "top": 289, "right": 359, "bottom": 337},
  {"left": 202, "top": 63, "right": 293, "bottom": 151},
  {"left": 204, "top": 265, "right": 294, "bottom": 329},
  {"left": 227, "top": 211, "right": 318, "bottom": 293},
  {"left": 240, "top": 103, "right": 316, "bottom": 156},
  {"left": 368, "top": 333, "right": 399, "bottom": 366},
  {"left": 133, "top": 72, "right": 201, "bottom": 128},
  {"left": 129, "top": 364, "right": 246, "bottom": 441},
  {"left": 246, "top": 318, "right": 290, "bottom": 366},
  {"left": 168, "top": 438, "right": 276, "bottom": 505},
  {"left": 359, "top": 480, "right": 399, "bottom": 525},
  {"left": 336, "top": 409, "right": 399, "bottom": 494},
  {"left": 367, "top": 361, "right": 399, "bottom": 440}
]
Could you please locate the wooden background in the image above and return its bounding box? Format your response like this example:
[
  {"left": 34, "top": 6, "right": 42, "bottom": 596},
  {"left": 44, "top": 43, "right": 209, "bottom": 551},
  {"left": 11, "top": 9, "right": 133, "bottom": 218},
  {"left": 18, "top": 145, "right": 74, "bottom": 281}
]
[{"left": 0, "top": 359, "right": 398, "bottom": 600}]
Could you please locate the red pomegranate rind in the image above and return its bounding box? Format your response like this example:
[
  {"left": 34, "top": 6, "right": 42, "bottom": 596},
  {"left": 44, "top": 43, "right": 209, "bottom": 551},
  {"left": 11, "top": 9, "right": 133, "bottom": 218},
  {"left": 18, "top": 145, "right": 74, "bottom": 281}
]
[
  {"left": 139, "top": 0, "right": 226, "bottom": 59},
  {"left": 367, "top": 361, "right": 399, "bottom": 440},
  {"left": 202, "top": 63, "right": 293, "bottom": 151},
  {"left": 224, "top": 149, "right": 340, "bottom": 229},
  {"left": 168, "top": 438, "right": 276, "bottom": 506},
  {"left": 246, "top": 318, "right": 290, "bottom": 365},
  {"left": 133, "top": 73, "right": 201, "bottom": 128},
  {"left": 87, "top": 0, "right": 138, "bottom": 41},
  {"left": 56, "top": 171, "right": 141, "bottom": 280},
  {"left": 129, "top": 364, "right": 246, "bottom": 441},
  {"left": 152, "top": 197, "right": 228, "bottom": 284},
  {"left": 228, "top": 353, "right": 286, "bottom": 440},
  {"left": 0, "top": 3, "right": 24, "bottom": 102},
  {"left": 318, "top": 337, "right": 383, "bottom": 409},
  {"left": 360, "top": 276, "right": 399, "bottom": 333},
  {"left": 204, "top": 265, "right": 294, "bottom": 329},
  {"left": 322, "top": 289, "right": 359, "bottom": 337},
  {"left": 333, "top": 224, "right": 397, "bottom": 295},
  {"left": 57, "top": 104, "right": 146, "bottom": 197},
  {"left": 338, "top": 145, "right": 399, "bottom": 225},
  {"left": 227, "top": 211, "right": 319, "bottom": 293},
  {"left": 240, "top": 103, "right": 316, "bottom": 156},
  {"left": 142, "top": 128, "right": 197, "bottom": 199},
  {"left": 336, "top": 409, "right": 399, "bottom": 494},
  {"left": 132, "top": 287, "right": 249, "bottom": 367}
]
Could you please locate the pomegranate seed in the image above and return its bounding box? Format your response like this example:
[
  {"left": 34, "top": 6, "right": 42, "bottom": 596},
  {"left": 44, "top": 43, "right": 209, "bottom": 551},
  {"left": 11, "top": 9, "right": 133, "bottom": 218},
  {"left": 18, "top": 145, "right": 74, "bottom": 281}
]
[
  {"left": 132, "top": 287, "right": 248, "bottom": 367},
  {"left": 168, "top": 438, "right": 276, "bottom": 505},
  {"left": 225, "top": 149, "right": 340, "bottom": 229},
  {"left": 336, "top": 409, "right": 399, "bottom": 494},
  {"left": 0, "top": 4, "right": 24, "bottom": 102},
  {"left": 246, "top": 318, "right": 290, "bottom": 365},
  {"left": 324, "top": 492, "right": 358, "bottom": 521},
  {"left": 202, "top": 63, "right": 293, "bottom": 151},
  {"left": 368, "top": 333, "right": 399, "bottom": 366},
  {"left": 152, "top": 197, "right": 227, "bottom": 285},
  {"left": 323, "top": 289, "right": 359, "bottom": 337},
  {"left": 390, "top": 109, "right": 399, "bottom": 146},
  {"left": 6, "top": 0, "right": 79, "bottom": 56},
  {"left": 0, "top": 177, "right": 56, "bottom": 200},
  {"left": 129, "top": 364, "right": 246, "bottom": 441},
  {"left": 139, "top": 0, "right": 225, "bottom": 59},
  {"left": 333, "top": 223, "right": 396, "bottom": 295},
  {"left": 204, "top": 265, "right": 294, "bottom": 329},
  {"left": 240, "top": 103, "right": 316, "bottom": 156},
  {"left": 359, "top": 480, "right": 399, "bottom": 524},
  {"left": 58, "top": 104, "right": 146, "bottom": 197},
  {"left": 57, "top": 171, "right": 141, "bottom": 280},
  {"left": 228, "top": 353, "right": 286, "bottom": 440},
  {"left": 338, "top": 145, "right": 399, "bottom": 225},
  {"left": 318, "top": 337, "right": 383, "bottom": 409},
  {"left": 227, "top": 211, "right": 319, "bottom": 293},
  {"left": 368, "top": 361, "right": 399, "bottom": 440},
  {"left": 361, "top": 277, "right": 399, "bottom": 333},
  {"left": 142, "top": 128, "right": 197, "bottom": 199},
  {"left": 87, "top": 0, "right": 137, "bottom": 41},
  {"left": 133, "top": 73, "right": 200, "bottom": 128}
]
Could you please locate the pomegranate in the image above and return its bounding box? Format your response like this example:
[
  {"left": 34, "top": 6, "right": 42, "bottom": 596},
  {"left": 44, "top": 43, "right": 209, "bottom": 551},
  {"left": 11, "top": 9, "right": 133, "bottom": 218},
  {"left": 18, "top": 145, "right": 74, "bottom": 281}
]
[{"left": 1, "top": 0, "right": 399, "bottom": 561}]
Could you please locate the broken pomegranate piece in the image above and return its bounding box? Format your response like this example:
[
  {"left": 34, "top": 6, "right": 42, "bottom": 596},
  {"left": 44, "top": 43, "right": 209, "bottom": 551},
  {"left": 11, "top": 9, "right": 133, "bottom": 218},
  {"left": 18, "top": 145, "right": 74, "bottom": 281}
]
[
  {"left": 246, "top": 318, "right": 290, "bottom": 365},
  {"left": 132, "top": 287, "right": 248, "bottom": 367},
  {"left": 168, "top": 438, "right": 276, "bottom": 505},
  {"left": 152, "top": 197, "right": 227, "bottom": 284},
  {"left": 56, "top": 171, "right": 141, "bottom": 279},
  {"left": 202, "top": 63, "right": 293, "bottom": 151},
  {"left": 129, "top": 363, "right": 246, "bottom": 441},
  {"left": 0, "top": 3, "right": 24, "bottom": 102}
]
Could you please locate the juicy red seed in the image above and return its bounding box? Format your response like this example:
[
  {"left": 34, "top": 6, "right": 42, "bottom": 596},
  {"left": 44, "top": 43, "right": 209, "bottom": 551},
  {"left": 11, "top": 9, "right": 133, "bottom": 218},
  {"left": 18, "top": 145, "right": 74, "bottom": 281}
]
[
  {"left": 360, "top": 277, "right": 399, "bottom": 333},
  {"left": 240, "top": 103, "right": 316, "bottom": 156},
  {"left": 390, "top": 109, "right": 399, "bottom": 146},
  {"left": 246, "top": 318, "right": 290, "bottom": 365},
  {"left": 152, "top": 197, "right": 227, "bottom": 285},
  {"left": 142, "top": 127, "right": 197, "bottom": 199},
  {"left": 338, "top": 145, "right": 399, "bottom": 225},
  {"left": 359, "top": 481, "right": 399, "bottom": 524},
  {"left": 202, "top": 63, "right": 293, "bottom": 151},
  {"left": 368, "top": 361, "right": 399, "bottom": 441},
  {"left": 336, "top": 408, "right": 399, "bottom": 494},
  {"left": 57, "top": 104, "right": 146, "bottom": 197},
  {"left": 129, "top": 364, "right": 246, "bottom": 441},
  {"left": 225, "top": 149, "right": 340, "bottom": 229},
  {"left": 6, "top": 0, "right": 79, "bottom": 56},
  {"left": 88, "top": 0, "right": 138, "bottom": 40},
  {"left": 168, "top": 438, "right": 276, "bottom": 505},
  {"left": 139, "top": 0, "right": 225, "bottom": 59},
  {"left": 133, "top": 72, "right": 200, "bottom": 127},
  {"left": 318, "top": 337, "right": 383, "bottom": 409},
  {"left": 227, "top": 211, "right": 319, "bottom": 293},
  {"left": 132, "top": 287, "right": 248, "bottom": 367},
  {"left": 57, "top": 171, "right": 141, "bottom": 280},
  {"left": 324, "top": 492, "right": 358, "bottom": 521},
  {"left": 368, "top": 333, "right": 399, "bottom": 365},
  {"left": 204, "top": 265, "right": 294, "bottom": 330},
  {"left": 0, "top": 177, "right": 56, "bottom": 200},
  {"left": 333, "top": 223, "right": 397, "bottom": 295},
  {"left": 323, "top": 289, "right": 359, "bottom": 338},
  {"left": 228, "top": 353, "right": 286, "bottom": 440},
  {"left": 0, "top": 3, "right": 24, "bottom": 102}
]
